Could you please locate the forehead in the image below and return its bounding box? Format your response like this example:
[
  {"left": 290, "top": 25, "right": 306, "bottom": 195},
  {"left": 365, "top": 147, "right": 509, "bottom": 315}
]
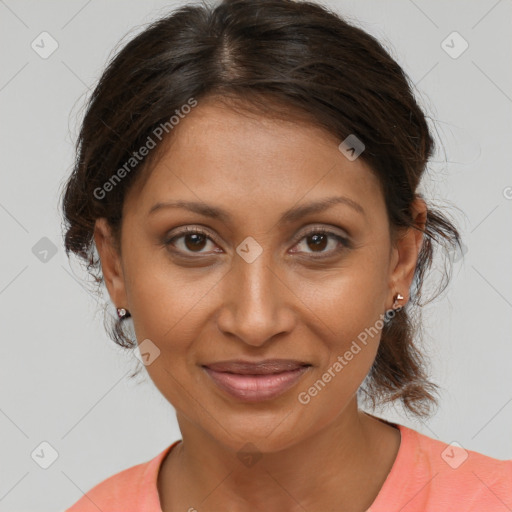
[{"left": 124, "top": 98, "right": 385, "bottom": 223}]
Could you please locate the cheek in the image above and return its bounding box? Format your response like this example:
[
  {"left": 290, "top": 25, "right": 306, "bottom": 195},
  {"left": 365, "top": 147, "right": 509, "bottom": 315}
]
[
  {"left": 124, "top": 256, "right": 225, "bottom": 411},
  {"left": 293, "top": 249, "right": 389, "bottom": 394},
  {"left": 299, "top": 255, "right": 389, "bottom": 342},
  {"left": 124, "top": 255, "right": 208, "bottom": 407},
  {"left": 124, "top": 244, "right": 220, "bottom": 343},
  {"left": 293, "top": 296, "right": 384, "bottom": 437}
]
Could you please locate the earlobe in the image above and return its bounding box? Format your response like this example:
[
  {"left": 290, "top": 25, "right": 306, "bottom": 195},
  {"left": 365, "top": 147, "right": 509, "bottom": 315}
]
[{"left": 93, "top": 218, "right": 128, "bottom": 309}]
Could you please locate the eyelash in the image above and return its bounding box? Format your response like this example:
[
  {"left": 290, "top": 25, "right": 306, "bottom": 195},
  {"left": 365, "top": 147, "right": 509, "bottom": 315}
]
[{"left": 164, "top": 226, "right": 350, "bottom": 258}]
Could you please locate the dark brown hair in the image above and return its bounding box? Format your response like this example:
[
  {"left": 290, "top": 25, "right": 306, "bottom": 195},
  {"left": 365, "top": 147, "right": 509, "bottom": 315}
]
[{"left": 60, "top": 0, "right": 463, "bottom": 419}]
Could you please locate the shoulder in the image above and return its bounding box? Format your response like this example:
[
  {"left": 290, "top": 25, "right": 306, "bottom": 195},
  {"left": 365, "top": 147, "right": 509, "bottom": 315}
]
[
  {"left": 64, "top": 442, "right": 179, "bottom": 512},
  {"left": 411, "top": 425, "right": 512, "bottom": 476},
  {"left": 65, "top": 461, "right": 147, "bottom": 512},
  {"left": 400, "top": 424, "right": 512, "bottom": 509}
]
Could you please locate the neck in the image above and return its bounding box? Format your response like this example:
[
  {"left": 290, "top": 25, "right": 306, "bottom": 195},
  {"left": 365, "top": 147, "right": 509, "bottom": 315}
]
[{"left": 158, "top": 402, "right": 401, "bottom": 512}]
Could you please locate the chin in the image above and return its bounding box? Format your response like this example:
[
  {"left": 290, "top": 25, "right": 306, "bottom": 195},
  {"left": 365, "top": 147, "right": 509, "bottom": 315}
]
[{"left": 201, "top": 405, "right": 311, "bottom": 454}]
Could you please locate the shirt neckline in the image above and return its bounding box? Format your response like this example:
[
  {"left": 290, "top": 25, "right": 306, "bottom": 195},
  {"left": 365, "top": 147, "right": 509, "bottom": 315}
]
[
  {"left": 144, "top": 414, "right": 413, "bottom": 512},
  {"left": 362, "top": 413, "right": 414, "bottom": 511}
]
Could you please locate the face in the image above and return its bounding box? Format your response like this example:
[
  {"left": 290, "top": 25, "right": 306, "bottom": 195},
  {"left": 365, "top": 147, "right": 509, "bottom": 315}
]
[{"left": 95, "top": 97, "right": 425, "bottom": 453}]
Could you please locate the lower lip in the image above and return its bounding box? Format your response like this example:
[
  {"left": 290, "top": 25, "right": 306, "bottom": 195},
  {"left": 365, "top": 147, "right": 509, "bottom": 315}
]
[{"left": 203, "top": 366, "right": 310, "bottom": 402}]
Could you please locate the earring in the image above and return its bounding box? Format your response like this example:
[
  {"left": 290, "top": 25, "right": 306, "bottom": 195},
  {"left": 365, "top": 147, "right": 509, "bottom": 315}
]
[
  {"left": 384, "top": 292, "right": 404, "bottom": 324},
  {"left": 392, "top": 293, "right": 404, "bottom": 310},
  {"left": 117, "top": 307, "right": 131, "bottom": 320}
]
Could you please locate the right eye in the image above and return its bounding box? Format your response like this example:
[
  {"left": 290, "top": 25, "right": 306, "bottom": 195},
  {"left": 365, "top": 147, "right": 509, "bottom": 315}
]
[{"left": 164, "top": 226, "right": 222, "bottom": 255}]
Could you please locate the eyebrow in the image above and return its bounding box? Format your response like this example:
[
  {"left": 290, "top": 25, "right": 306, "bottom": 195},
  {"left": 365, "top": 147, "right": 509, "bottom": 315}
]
[{"left": 148, "top": 195, "right": 365, "bottom": 223}]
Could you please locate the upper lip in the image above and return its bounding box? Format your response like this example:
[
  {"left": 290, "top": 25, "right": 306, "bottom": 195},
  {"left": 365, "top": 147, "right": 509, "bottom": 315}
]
[{"left": 202, "top": 359, "right": 311, "bottom": 375}]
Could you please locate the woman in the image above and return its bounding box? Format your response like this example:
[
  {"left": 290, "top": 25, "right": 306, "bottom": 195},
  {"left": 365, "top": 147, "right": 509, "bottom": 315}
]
[{"left": 61, "top": 0, "right": 512, "bottom": 510}]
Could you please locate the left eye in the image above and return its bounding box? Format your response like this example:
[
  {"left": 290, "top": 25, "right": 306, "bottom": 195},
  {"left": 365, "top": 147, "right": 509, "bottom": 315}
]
[{"left": 291, "top": 229, "right": 347, "bottom": 255}]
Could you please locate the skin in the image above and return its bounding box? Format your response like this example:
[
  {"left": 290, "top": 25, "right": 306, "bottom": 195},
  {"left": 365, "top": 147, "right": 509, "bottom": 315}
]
[{"left": 94, "top": 96, "right": 427, "bottom": 512}]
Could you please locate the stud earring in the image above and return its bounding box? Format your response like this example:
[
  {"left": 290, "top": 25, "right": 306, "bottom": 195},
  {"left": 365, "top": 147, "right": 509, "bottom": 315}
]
[
  {"left": 392, "top": 293, "right": 404, "bottom": 310},
  {"left": 384, "top": 292, "right": 404, "bottom": 324},
  {"left": 117, "top": 307, "right": 131, "bottom": 320}
]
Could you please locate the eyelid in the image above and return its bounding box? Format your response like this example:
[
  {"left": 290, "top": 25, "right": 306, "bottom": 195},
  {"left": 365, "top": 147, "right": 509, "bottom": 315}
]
[{"left": 291, "top": 224, "right": 349, "bottom": 244}]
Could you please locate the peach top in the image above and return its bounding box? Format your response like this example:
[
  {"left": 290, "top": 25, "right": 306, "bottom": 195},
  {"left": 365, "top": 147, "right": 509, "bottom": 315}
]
[{"left": 65, "top": 420, "right": 512, "bottom": 511}]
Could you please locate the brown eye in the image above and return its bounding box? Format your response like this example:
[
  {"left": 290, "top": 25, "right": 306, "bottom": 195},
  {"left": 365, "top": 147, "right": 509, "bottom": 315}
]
[
  {"left": 165, "top": 227, "right": 219, "bottom": 255},
  {"left": 291, "top": 228, "right": 348, "bottom": 257},
  {"left": 183, "top": 233, "right": 208, "bottom": 251},
  {"left": 306, "top": 233, "right": 328, "bottom": 252}
]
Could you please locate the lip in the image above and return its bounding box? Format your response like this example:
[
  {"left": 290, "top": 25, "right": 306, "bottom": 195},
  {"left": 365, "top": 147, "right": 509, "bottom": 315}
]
[{"left": 202, "top": 359, "right": 311, "bottom": 402}]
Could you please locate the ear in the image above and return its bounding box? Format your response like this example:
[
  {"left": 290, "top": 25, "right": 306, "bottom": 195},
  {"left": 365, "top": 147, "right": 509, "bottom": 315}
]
[
  {"left": 387, "top": 197, "right": 427, "bottom": 307},
  {"left": 93, "top": 217, "right": 128, "bottom": 310}
]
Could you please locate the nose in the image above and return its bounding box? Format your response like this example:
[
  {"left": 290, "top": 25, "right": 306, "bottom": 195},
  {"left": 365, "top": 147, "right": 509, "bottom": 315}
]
[{"left": 216, "top": 251, "right": 296, "bottom": 348}]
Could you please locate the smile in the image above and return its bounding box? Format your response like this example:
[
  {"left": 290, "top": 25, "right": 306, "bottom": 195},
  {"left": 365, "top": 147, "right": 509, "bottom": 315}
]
[{"left": 202, "top": 362, "right": 311, "bottom": 402}]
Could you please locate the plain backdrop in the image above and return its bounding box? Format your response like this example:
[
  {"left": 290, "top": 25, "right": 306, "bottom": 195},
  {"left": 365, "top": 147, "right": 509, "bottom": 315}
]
[{"left": 1, "top": 0, "right": 511, "bottom": 510}]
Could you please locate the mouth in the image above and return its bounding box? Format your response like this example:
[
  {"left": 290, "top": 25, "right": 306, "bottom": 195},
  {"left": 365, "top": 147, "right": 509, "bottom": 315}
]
[{"left": 201, "top": 359, "right": 312, "bottom": 402}]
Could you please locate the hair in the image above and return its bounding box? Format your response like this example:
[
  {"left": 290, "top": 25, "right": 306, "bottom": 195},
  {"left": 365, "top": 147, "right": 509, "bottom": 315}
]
[{"left": 60, "top": 0, "right": 463, "bottom": 419}]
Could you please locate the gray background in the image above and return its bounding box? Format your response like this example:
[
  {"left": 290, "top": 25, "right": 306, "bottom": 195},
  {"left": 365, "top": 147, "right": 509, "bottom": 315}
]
[{"left": 1, "top": 0, "right": 511, "bottom": 510}]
